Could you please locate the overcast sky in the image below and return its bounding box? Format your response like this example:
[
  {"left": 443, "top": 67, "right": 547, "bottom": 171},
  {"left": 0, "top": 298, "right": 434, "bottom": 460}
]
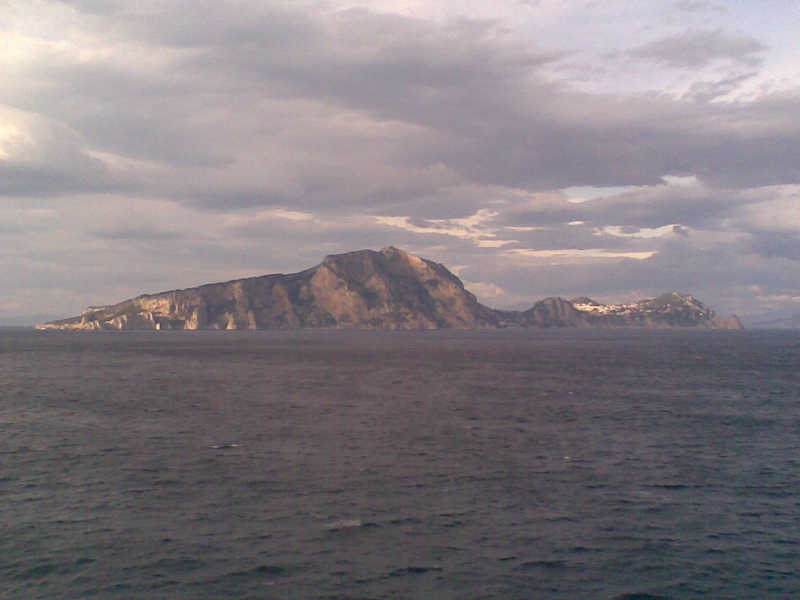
[{"left": 2, "top": 0, "right": 799, "bottom": 324}]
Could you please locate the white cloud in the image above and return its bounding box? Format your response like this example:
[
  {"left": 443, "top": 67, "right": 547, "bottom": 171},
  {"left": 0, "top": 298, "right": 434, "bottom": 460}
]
[
  {"left": 562, "top": 185, "right": 637, "bottom": 203},
  {"left": 1, "top": 0, "right": 799, "bottom": 323},
  {"left": 598, "top": 224, "right": 680, "bottom": 239},
  {"left": 505, "top": 248, "right": 657, "bottom": 260},
  {"left": 629, "top": 28, "right": 765, "bottom": 69},
  {"left": 375, "top": 209, "right": 516, "bottom": 247}
]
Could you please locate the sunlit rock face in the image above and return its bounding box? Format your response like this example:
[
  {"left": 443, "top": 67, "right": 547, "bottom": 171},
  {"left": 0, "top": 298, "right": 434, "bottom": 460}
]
[
  {"left": 569, "top": 292, "right": 742, "bottom": 329},
  {"left": 36, "top": 248, "right": 741, "bottom": 330},
  {"left": 299, "top": 246, "right": 492, "bottom": 329},
  {"left": 36, "top": 248, "right": 496, "bottom": 331}
]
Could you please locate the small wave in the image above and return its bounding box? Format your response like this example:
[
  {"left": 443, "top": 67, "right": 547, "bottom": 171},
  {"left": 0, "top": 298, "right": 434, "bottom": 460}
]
[
  {"left": 520, "top": 560, "right": 566, "bottom": 569},
  {"left": 388, "top": 566, "right": 442, "bottom": 577},
  {"left": 324, "top": 519, "right": 362, "bottom": 531}
]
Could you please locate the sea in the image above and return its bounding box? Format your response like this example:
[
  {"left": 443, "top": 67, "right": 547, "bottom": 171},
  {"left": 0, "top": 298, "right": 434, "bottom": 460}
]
[{"left": 1, "top": 328, "right": 799, "bottom": 599}]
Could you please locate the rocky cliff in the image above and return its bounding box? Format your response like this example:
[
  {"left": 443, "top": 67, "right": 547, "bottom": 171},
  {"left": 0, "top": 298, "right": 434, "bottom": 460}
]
[
  {"left": 36, "top": 247, "right": 741, "bottom": 330},
  {"left": 570, "top": 293, "right": 742, "bottom": 329}
]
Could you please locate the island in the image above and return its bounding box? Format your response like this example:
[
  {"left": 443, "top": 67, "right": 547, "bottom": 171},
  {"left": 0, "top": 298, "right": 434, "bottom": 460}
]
[{"left": 36, "top": 247, "right": 742, "bottom": 330}]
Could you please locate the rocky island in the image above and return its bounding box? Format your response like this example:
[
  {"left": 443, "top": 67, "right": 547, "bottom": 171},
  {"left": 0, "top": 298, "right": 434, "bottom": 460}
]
[{"left": 36, "top": 247, "right": 741, "bottom": 330}]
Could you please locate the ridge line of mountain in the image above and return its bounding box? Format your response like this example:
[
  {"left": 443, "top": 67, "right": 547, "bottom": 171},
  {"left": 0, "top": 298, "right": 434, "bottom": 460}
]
[{"left": 36, "top": 247, "right": 742, "bottom": 331}]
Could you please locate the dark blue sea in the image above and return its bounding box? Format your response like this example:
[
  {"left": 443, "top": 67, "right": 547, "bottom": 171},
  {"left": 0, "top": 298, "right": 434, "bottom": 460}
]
[{"left": 1, "top": 329, "right": 799, "bottom": 599}]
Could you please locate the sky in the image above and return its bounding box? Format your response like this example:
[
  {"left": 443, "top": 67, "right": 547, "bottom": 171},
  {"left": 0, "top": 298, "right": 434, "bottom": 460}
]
[{"left": 1, "top": 0, "right": 799, "bottom": 325}]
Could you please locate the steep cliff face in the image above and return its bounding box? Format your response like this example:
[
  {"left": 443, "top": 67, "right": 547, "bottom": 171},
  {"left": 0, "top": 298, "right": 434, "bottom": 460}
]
[
  {"left": 522, "top": 297, "right": 591, "bottom": 327},
  {"left": 36, "top": 248, "right": 741, "bottom": 331},
  {"left": 300, "top": 247, "right": 494, "bottom": 329}
]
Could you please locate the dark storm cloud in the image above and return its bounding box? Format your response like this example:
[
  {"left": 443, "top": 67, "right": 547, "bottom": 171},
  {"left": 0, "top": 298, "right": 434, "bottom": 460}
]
[
  {"left": 508, "top": 224, "right": 660, "bottom": 253},
  {"left": 4, "top": 0, "right": 797, "bottom": 214},
  {"left": 740, "top": 231, "right": 800, "bottom": 261},
  {"left": 0, "top": 108, "right": 120, "bottom": 198},
  {"left": 0, "top": 160, "right": 106, "bottom": 198},
  {"left": 88, "top": 227, "right": 183, "bottom": 241},
  {"left": 683, "top": 71, "right": 758, "bottom": 102},
  {"left": 574, "top": 185, "right": 771, "bottom": 229},
  {"left": 496, "top": 183, "right": 779, "bottom": 233},
  {"left": 629, "top": 28, "right": 766, "bottom": 68},
  {"left": 11, "top": 58, "right": 237, "bottom": 168}
]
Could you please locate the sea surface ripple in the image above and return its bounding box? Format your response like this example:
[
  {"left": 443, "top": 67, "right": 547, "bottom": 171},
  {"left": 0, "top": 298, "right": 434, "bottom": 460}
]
[{"left": 1, "top": 329, "right": 799, "bottom": 599}]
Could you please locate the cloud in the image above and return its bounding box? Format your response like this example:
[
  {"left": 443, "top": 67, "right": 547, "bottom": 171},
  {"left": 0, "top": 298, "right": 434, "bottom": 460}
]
[
  {"left": 88, "top": 226, "right": 183, "bottom": 241},
  {"left": 0, "top": 106, "right": 115, "bottom": 198},
  {"left": 491, "top": 179, "right": 782, "bottom": 235},
  {"left": 682, "top": 71, "right": 758, "bottom": 102},
  {"left": 1, "top": 0, "right": 799, "bottom": 324},
  {"left": 675, "top": 0, "right": 710, "bottom": 11},
  {"left": 0, "top": 222, "right": 24, "bottom": 235},
  {"left": 674, "top": 0, "right": 726, "bottom": 13},
  {"left": 629, "top": 28, "right": 766, "bottom": 69},
  {"left": 3, "top": 2, "right": 797, "bottom": 212},
  {"left": 740, "top": 231, "right": 800, "bottom": 261}
]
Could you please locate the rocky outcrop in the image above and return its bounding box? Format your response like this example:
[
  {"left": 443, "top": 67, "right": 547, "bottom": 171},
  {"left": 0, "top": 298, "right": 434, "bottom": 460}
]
[
  {"left": 719, "top": 314, "right": 743, "bottom": 330},
  {"left": 36, "top": 247, "right": 741, "bottom": 331},
  {"left": 570, "top": 292, "right": 742, "bottom": 329}
]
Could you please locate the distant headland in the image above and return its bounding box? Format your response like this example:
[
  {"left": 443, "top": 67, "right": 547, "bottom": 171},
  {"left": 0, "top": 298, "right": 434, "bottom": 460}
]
[{"left": 36, "top": 247, "right": 741, "bottom": 331}]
